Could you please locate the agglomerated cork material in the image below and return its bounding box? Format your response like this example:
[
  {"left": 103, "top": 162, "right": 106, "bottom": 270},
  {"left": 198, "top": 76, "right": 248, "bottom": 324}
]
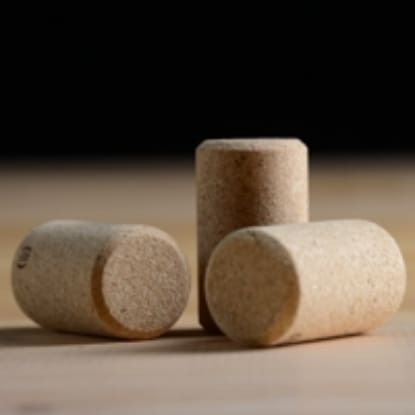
[
  {"left": 12, "top": 220, "right": 191, "bottom": 339},
  {"left": 197, "top": 138, "right": 308, "bottom": 332},
  {"left": 206, "top": 220, "right": 406, "bottom": 346}
]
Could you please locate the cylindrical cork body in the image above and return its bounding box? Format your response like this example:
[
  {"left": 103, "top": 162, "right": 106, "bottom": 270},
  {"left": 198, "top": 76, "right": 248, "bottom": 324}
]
[
  {"left": 206, "top": 220, "right": 406, "bottom": 346},
  {"left": 12, "top": 220, "right": 191, "bottom": 339},
  {"left": 197, "top": 138, "right": 308, "bottom": 332}
]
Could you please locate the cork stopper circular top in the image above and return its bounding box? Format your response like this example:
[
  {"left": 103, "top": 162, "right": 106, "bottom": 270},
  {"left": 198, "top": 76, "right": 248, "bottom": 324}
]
[
  {"left": 205, "top": 228, "right": 300, "bottom": 346},
  {"left": 197, "top": 138, "right": 306, "bottom": 152},
  {"left": 94, "top": 225, "right": 190, "bottom": 339}
]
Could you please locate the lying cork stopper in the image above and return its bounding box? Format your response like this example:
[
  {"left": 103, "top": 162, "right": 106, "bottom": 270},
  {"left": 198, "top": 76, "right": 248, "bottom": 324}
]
[
  {"left": 206, "top": 220, "right": 406, "bottom": 346},
  {"left": 12, "top": 220, "right": 191, "bottom": 339},
  {"left": 197, "top": 138, "right": 308, "bottom": 332}
]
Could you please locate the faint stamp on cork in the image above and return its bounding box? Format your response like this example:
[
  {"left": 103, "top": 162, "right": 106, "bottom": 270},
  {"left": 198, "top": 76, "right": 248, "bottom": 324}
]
[{"left": 16, "top": 246, "right": 32, "bottom": 269}]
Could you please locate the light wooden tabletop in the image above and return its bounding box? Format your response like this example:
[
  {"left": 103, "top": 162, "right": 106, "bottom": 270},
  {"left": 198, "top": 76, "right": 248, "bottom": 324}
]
[{"left": 0, "top": 158, "right": 414, "bottom": 414}]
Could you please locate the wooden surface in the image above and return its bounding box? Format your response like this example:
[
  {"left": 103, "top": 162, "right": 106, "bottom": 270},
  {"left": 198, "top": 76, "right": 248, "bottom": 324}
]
[{"left": 0, "top": 158, "right": 414, "bottom": 414}]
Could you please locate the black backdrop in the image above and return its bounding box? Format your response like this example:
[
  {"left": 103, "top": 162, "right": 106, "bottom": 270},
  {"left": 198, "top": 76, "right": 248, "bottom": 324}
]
[{"left": 4, "top": 9, "right": 414, "bottom": 159}]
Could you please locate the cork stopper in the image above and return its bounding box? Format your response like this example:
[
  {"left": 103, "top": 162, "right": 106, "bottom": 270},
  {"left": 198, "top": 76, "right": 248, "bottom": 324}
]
[
  {"left": 12, "top": 220, "right": 191, "bottom": 339},
  {"left": 205, "top": 220, "right": 406, "bottom": 346},
  {"left": 197, "top": 138, "right": 309, "bottom": 332}
]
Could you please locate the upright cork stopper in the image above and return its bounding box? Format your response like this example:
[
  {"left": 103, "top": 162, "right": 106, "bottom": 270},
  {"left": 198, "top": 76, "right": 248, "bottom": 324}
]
[
  {"left": 197, "top": 138, "right": 308, "bottom": 332},
  {"left": 12, "top": 220, "right": 191, "bottom": 339},
  {"left": 206, "top": 220, "right": 406, "bottom": 346}
]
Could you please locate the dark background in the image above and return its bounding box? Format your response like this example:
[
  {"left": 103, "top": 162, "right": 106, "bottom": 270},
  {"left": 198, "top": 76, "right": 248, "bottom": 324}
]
[{"left": 5, "top": 8, "right": 414, "bottom": 159}]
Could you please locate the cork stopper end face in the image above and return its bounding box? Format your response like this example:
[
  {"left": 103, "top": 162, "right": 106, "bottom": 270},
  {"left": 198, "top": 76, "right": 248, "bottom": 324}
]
[
  {"left": 197, "top": 138, "right": 306, "bottom": 153},
  {"left": 205, "top": 229, "right": 300, "bottom": 346},
  {"left": 94, "top": 227, "right": 190, "bottom": 339}
]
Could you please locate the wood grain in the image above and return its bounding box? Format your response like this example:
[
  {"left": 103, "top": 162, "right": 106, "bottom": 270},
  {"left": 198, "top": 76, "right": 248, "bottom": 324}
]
[{"left": 0, "top": 158, "right": 414, "bottom": 414}]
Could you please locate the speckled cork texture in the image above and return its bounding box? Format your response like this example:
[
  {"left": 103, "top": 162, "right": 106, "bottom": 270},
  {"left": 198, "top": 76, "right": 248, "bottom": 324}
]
[
  {"left": 197, "top": 138, "right": 308, "bottom": 332},
  {"left": 12, "top": 220, "right": 191, "bottom": 339},
  {"left": 205, "top": 220, "right": 407, "bottom": 346}
]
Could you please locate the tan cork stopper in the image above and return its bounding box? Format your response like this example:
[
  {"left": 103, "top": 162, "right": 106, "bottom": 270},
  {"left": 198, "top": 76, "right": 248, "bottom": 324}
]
[
  {"left": 12, "top": 220, "right": 191, "bottom": 339},
  {"left": 197, "top": 138, "right": 308, "bottom": 332},
  {"left": 205, "top": 220, "right": 407, "bottom": 346}
]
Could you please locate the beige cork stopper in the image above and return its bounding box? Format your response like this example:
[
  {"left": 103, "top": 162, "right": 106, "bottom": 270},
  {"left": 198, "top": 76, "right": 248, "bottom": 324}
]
[
  {"left": 205, "top": 220, "right": 406, "bottom": 346},
  {"left": 12, "top": 220, "right": 191, "bottom": 339},
  {"left": 197, "top": 138, "right": 308, "bottom": 332}
]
